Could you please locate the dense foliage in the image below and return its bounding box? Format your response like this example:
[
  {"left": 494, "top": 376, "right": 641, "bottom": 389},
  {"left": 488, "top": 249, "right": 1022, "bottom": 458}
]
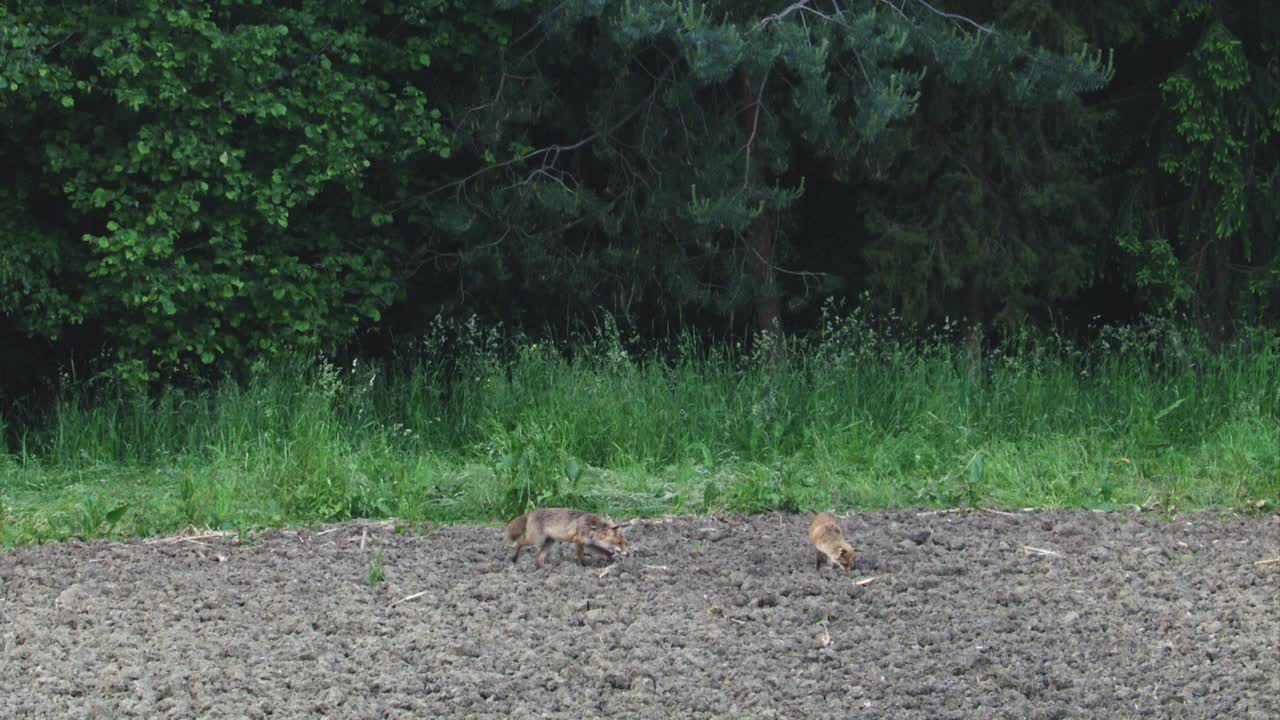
[
  {"left": 1114, "top": 2, "right": 1280, "bottom": 336},
  {"left": 1, "top": 0, "right": 1277, "bottom": 388},
  {"left": 1, "top": 1, "right": 494, "bottom": 380}
]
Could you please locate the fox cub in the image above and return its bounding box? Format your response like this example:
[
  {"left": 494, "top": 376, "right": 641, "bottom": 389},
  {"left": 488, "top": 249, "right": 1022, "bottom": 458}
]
[
  {"left": 507, "top": 508, "right": 632, "bottom": 568},
  {"left": 809, "top": 512, "right": 855, "bottom": 573}
]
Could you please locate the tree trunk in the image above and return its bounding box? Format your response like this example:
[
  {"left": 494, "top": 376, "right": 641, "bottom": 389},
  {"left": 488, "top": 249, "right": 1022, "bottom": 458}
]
[
  {"left": 1211, "top": 241, "right": 1231, "bottom": 349},
  {"left": 737, "top": 69, "right": 785, "bottom": 364},
  {"left": 966, "top": 281, "right": 984, "bottom": 385},
  {"left": 748, "top": 215, "right": 784, "bottom": 359}
]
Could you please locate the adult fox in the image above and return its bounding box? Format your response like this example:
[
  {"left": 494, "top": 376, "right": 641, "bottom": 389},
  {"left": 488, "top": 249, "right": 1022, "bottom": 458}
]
[
  {"left": 507, "top": 508, "right": 632, "bottom": 568},
  {"left": 809, "top": 512, "right": 855, "bottom": 573}
]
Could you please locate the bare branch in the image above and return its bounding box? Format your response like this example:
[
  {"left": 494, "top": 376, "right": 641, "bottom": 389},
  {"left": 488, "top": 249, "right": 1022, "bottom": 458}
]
[
  {"left": 877, "top": 0, "right": 992, "bottom": 34},
  {"left": 429, "top": 138, "right": 588, "bottom": 198},
  {"left": 737, "top": 229, "right": 831, "bottom": 282},
  {"left": 45, "top": 32, "right": 77, "bottom": 54},
  {"left": 758, "top": 0, "right": 992, "bottom": 35},
  {"left": 755, "top": 1, "right": 838, "bottom": 31},
  {"left": 514, "top": 167, "right": 577, "bottom": 194},
  {"left": 432, "top": 65, "right": 674, "bottom": 197},
  {"left": 741, "top": 66, "right": 773, "bottom": 190},
  {"left": 757, "top": 0, "right": 811, "bottom": 29},
  {"left": 909, "top": 0, "right": 993, "bottom": 34},
  {"left": 877, "top": 0, "right": 910, "bottom": 22}
]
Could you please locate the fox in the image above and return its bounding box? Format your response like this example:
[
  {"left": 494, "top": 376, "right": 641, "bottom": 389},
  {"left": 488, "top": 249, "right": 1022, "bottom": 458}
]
[
  {"left": 809, "top": 512, "right": 855, "bottom": 574},
  {"left": 506, "top": 508, "right": 633, "bottom": 569}
]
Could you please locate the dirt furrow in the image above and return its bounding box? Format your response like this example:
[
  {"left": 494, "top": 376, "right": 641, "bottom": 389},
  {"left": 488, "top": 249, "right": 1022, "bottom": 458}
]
[{"left": 2, "top": 510, "right": 1277, "bottom": 718}]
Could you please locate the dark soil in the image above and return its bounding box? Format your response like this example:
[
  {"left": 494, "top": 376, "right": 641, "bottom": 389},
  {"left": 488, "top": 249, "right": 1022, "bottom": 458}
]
[{"left": 2, "top": 510, "right": 1277, "bottom": 718}]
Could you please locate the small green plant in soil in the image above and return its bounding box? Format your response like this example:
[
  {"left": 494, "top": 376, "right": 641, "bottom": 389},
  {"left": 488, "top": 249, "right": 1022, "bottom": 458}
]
[{"left": 368, "top": 548, "right": 386, "bottom": 587}]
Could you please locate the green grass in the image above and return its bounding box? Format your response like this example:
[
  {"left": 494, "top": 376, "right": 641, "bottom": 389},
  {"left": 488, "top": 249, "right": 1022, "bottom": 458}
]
[
  {"left": 368, "top": 548, "right": 386, "bottom": 587},
  {"left": 2, "top": 312, "right": 1278, "bottom": 546}
]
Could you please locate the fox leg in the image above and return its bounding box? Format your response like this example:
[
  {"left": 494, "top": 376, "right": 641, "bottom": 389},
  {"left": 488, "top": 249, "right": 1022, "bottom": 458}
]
[
  {"left": 576, "top": 541, "right": 587, "bottom": 565},
  {"left": 511, "top": 539, "right": 528, "bottom": 564},
  {"left": 536, "top": 538, "right": 553, "bottom": 568},
  {"left": 816, "top": 549, "right": 825, "bottom": 571}
]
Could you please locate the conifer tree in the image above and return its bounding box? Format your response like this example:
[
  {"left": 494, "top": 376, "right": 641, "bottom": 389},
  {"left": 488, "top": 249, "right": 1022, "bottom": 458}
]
[
  {"left": 851, "top": 1, "right": 1133, "bottom": 336},
  {"left": 439, "top": 0, "right": 1113, "bottom": 349}
]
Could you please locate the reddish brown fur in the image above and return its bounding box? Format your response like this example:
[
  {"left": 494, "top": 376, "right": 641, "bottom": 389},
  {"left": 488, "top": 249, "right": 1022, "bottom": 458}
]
[
  {"left": 507, "top": 508, "right": 631, "bottom": 569},
  {"left": 808, "top": 512, "right": 855, "bottom": 573}
]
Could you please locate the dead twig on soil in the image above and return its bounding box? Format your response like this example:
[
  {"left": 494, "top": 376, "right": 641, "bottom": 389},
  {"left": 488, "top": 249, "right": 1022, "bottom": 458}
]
[
  {"left": 981, "top": 508, "right": 1020, "bottom": 518},
  {"left": 1022, "top": 545, "right": 1062, "bottom": 557},
  {"left": 360, "top": 529, "right": 367, "bottom": 552},
  {"left": 598, "top": 565, "right": 615, "bottom": 579},
  {"left": 629, "top": 517, "right": 678, "bottom": 526},
  {"left": 1254, "top": 557, "right": 1280, "bottom": 567},
  {"left": 144, "top": 530, "right": 236, "bottom": 545},
  {"left": 644, "top": 565, "right": 670, "bottom": 571},
  {"left": 916, "top": 508, "right": 965, "bottom": 517},
  {"left": 390, "top": 591, "right": 429, "bottom": 607},
  {"left": 327, "top": 520, "right": 397, "bottom": 539},
  {"left": 853, "top": 576, "right": 879, "bottom": 586}
]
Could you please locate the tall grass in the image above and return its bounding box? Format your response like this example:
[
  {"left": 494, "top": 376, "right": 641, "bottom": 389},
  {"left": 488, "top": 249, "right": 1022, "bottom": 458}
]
[{"left": 2, "top": 308, "right": 1277, "bottom": 545}]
